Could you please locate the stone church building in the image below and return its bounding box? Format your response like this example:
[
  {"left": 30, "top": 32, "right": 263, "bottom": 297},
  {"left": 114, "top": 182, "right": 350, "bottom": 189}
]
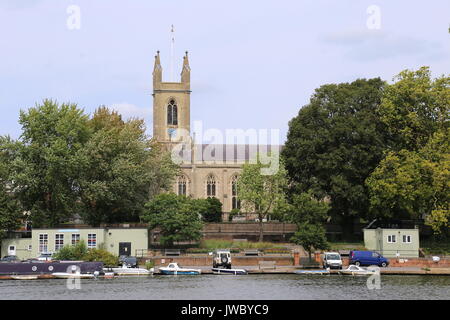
[{"left": 152, "top": 51, "right": 280, "bottom": 216}]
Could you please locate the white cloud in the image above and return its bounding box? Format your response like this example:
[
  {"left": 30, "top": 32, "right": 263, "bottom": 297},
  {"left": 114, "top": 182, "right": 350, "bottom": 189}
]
[
  {"left": 319, "top": 29, "right": 447, "bottom": 62},
  {"left": 110, "top": 102, "right": 152, "bottom": 121}
]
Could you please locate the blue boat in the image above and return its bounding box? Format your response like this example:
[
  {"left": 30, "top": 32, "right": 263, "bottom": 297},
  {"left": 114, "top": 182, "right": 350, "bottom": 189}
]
[
  {"left": 158, "top": 263, "right": 201, "bottom": 275},
  {"left": 212, "top": 268, "right": 247, "bottom": 275}
]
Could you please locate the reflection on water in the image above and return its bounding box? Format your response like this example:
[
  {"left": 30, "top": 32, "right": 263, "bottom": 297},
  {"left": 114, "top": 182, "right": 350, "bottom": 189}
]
[{"left": 0, "top": 274, "right": 449, "bottom": 300}]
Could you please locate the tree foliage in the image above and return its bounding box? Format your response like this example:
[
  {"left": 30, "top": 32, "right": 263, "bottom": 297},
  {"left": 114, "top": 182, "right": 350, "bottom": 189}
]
[
  {"left": 378, "top": 67, "right": 449, "bottom": 151},
  {"left": 8, "top": 100, "right": 90, "bottom": 227},
  {"left": 284, "top": 192, "right": 330, "bottom": 260},
  {"left": 195, "top": 197, "right": 223, "bottom": 223},
  {"left": 367, "top": 68, "right": 449, "bottom": 235},
  {"left": 282, "top": 78, "right": 387, "bottom": 238},
  {"left": 237, "top": 153, "right": 288, "bottom": 241},
  {"left": 0, "top": 102, "right": 178, "bottom": 228},
  {"left": 78, "top": 107, "right": 178, "bottom": 226},
  {"left": 142, "top": 193, "right": 204, "bottom": 246},
  {"left": 53, "top": 240, "right": 118, "bottom": 267},
  {"left": 0, "top": 136, "right": 23, "bottom": 238}
]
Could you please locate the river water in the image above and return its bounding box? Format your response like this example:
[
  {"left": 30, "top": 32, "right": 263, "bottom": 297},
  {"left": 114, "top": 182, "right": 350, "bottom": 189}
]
[{"left": 0, "top": 274, "right": 448, "bottom": 300}]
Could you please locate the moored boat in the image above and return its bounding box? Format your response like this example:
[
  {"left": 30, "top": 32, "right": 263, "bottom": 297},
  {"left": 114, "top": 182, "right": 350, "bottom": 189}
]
[
  {"left": 107, "top": 264, "right": 153, "bottom": 276},
  {"left": 339, "top": 265, "right": 378, "bottom": 276},
  {"left": 158, "top": 263, "right": 201, "bottom": 275},
  {"left": 295, "top": 269, "right": 330, "bottom": 275},
  {"left": 0, "top": 261, "right": 103, "bottom": 276},
  {"left": 52, "top": 272, "right": 96, "bottom": 279},
  {"left": 212, "top": 268, "right": 247, "bottom": 275},
  {"left": 11, "top": 275, "right": 39, "bottom": 280}
]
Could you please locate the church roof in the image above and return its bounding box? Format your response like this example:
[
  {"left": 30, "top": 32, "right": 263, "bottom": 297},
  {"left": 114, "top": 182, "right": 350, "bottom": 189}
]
[{"left": 174, "top": 143, "right": 283, "bottom": 164}]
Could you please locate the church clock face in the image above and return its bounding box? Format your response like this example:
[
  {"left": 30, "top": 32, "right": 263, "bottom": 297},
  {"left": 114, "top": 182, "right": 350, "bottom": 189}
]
[{"left": 168, "top": 128, "right": 176, "bottom": 139}]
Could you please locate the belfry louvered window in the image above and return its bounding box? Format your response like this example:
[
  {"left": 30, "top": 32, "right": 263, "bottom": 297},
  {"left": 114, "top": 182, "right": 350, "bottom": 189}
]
[{"left": 167, "top": 99, "right": 178, "bottom": 125}]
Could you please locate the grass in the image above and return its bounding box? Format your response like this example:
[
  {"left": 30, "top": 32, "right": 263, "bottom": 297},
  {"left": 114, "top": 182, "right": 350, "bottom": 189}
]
[
  {"left": 198, "top": 239, "right": 288, "bottom": 250},
  {"left": 328, "top": 241, "right": 366, "bottom": 251}
]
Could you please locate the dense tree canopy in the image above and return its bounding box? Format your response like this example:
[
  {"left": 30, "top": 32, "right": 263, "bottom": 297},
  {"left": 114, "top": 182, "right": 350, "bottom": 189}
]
[
  {"left": 9, "top": 100, "right": 90, "bottom": 227},
  {"left": 282, "top": 78, "right": 387, "bottom": 238},
  {"left": 0, "top": 101, "right": 178, "bottom": 228},
  {"left": 367, "top": 68, "right": 449, "bottom": 235},
  {"left": 142, "top": 193, "right": 204, "bottom": 246},
  {"left": 78, "top": 107, "right": 178, "bottom": 226}
]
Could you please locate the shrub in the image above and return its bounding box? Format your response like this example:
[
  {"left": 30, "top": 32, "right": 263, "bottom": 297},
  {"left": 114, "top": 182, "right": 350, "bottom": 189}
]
[
  {"left": 145, "top": 260, "right": 155, "bottom": 270},
  {"left": 83, "top": 248, "right": 118, "bottom": 267}
]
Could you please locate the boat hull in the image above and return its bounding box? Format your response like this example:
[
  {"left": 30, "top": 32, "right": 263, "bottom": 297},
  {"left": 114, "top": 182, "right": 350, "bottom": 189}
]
[
  {"left": 159, "top": 269, "right": 201, "bottom": 275},
  {"left": 52, "top": 272, "right": 95, "bottom": 279},
  {"left": 212, "top": 268, "right": 247, "bottom": 275},
  {"left": 295, "top": 270, "right": 330, "bottom": 275},
  {"left": 0, "top": 262, "right": 104, "bottom": 275},
  {"left": 109, "top": 267, "right": 152, "bottom": 276}
]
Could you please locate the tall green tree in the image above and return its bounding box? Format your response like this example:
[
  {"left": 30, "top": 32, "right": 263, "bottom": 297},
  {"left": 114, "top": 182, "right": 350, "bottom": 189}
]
[
  {"left": 282, "top": 78, "right": 387, "bottom": 239},
  {"left": 78, "top": 107, "right": 178, "bottom": 226},
  {"left": 367, "top": 68, "right": 449, "bottom": 235},
  {"left": 237, "top": 153, "right": 288, "bottom": 242},
  {"left": 378, "top": 67, "right": 449, "bottom": 152},
  {"left": 285, "top": 192, "right": 330, "bottom": 261},
  {"left": 367, "top": 128, "right": 449, "bottom": 234},
  {"left": 0, "top": 136, "right": 23, "bottom": 238},
  {"left": 142, "top": 193, "right": 204, "bottom": 246},
  {"left": 10, "top": 100, "right": 90, "bottom": 227}
]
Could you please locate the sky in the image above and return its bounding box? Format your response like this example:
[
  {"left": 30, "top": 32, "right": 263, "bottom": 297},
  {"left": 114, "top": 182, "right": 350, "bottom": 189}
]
[{"left": 0, "top": 0, "right": 449, "bottom": 143}]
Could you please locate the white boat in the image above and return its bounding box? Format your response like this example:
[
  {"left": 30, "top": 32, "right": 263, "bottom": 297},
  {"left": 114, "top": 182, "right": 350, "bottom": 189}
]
[
  {"left": 212, "top": 267, "right": 247, "bottom": 275},
  {"left": 339, "top": 265, "right": 377, "bottom": 276},
  {"left": 158, "top": 263, "right": 201, "bottom": 275},
  {"left": 108, "top": 264, "right": 153, "bottom": 276},
  {"left": 295, "top": 269, "right": 330, "bottom": 275},
  {"left": 52, "top": 272, "right": 95, "bottom": 279},
  {"left": 11, "top": 275, "right": 39, "bottom": 280}
]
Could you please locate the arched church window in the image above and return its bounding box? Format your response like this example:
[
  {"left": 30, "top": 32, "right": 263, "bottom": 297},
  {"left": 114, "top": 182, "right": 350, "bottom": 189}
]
[
  {"left": 167, "top": 99, "right": 178, "bottom": 126},
  {"left": 231, "top": 175, "right": 241, "bottom": 210},
  {"left": 206, "top": 174, "right": 216, "bottom": 197},
  {"left": 177, "top": 175, "right": 187, "bottom": 196}
]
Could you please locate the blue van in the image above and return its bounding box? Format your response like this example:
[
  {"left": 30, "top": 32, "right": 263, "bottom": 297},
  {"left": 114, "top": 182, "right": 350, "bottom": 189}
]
[{"left": 349, "top": 251, "right": 389, "bottom": 267}]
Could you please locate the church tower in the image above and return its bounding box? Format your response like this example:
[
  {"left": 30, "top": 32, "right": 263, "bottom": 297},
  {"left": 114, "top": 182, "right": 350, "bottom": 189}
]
[{"left": 152, "top": 51, "right": 191, "bottom": 145}]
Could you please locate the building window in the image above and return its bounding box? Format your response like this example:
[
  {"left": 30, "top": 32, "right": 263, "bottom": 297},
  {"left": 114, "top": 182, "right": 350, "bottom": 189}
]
[
  {"left": 178, "top": 175, "right": 187, "bottom": 196},
  {"left": 72, "top": 234, "right": 80, "bottom": 246},
  {"left": 387, "top": 235, "right": 396, "bottom": 243},
  {"left": 206, "top": 174, "right": 216, "bottom": 197},
  {"left": 88, "top": 234, "right": 97, "bottom": 248},
  {"left": 231, "top": 175, "right": 240, "bottom": 210},
  {"left": 55, "top": 234, "right": 64, "bottom": 251},
  {"left": 39, "top": 234, "right": 48, "bottom": 253},
  {"left": 167, "top": 99, "right": 178, "bottom": 126},
  {"left": 402, "top": 235, "right": 412, "bottom": 243}
]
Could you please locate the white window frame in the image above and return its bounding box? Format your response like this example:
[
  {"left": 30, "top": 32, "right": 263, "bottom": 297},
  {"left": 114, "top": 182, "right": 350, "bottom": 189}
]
[
  {"left": 55, "top": 233, "right": 64, "bottom": 251},
  {"left": 402, "top": 235, "right": 412, "bottom": 243},
  {"left": 39, "top": 233, "right": 48, "bottom": 253},
  {"left": 88, "top": 233, "right": 97, "bottom": 248},
  {"left": 71, "top": 233, "right": 81, "bottom": 246},
  {"left": 387, "top": 234, "right": 396, "bottom": 243}
]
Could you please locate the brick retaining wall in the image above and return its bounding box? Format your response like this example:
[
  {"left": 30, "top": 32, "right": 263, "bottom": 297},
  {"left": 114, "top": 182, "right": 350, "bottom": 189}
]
[{"left": 144, "top": 255, "right": 294, "bottom": 267}]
